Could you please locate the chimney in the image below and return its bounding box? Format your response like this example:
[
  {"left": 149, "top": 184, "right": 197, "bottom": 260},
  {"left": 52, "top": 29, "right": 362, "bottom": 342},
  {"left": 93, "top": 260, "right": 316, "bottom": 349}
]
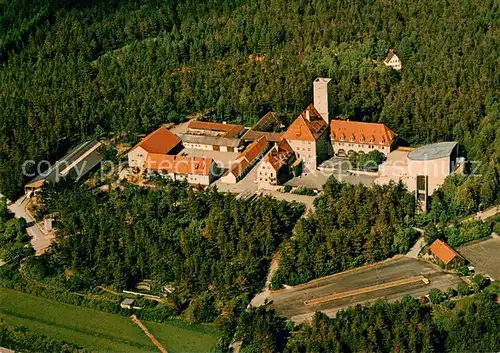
[
  {"left": 313, "top": 77, "right": 332, "bottom": 124},
  {"left": 305, "top": 109, "right": 310, "bottom": 121}
]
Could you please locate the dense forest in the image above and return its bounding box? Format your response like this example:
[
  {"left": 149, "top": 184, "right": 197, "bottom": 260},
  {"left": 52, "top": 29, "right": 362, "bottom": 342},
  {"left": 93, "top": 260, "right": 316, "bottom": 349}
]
[
  {"left": 0, "top": 198, "right": 34, "bottom": 264},
  {"left": 29, "top": 180, "right": 303, "bottom": 321},
  {"left": 0, "top": 0, "right": 499, "bottom": 200},
  {"left": 214, "top": 292, "right": 500, "bottom": 353},
  {"left": 272, "top": 178, "right": 417, "bottom": 287}
]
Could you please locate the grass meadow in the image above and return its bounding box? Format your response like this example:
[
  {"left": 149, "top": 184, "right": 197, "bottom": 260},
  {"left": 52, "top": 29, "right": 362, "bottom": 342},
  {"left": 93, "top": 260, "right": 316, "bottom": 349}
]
[{"left": 0, "top": 287, "right": 219, "bottom": 352}]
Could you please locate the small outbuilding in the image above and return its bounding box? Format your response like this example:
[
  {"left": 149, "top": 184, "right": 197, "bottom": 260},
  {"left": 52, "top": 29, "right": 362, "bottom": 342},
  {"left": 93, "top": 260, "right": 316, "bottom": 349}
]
[
  {"left": 120, "top": 298, "right": 136, "bottom": 309},
  {"left": 430, "top": 239, "right": 465, "bottom": 269}
]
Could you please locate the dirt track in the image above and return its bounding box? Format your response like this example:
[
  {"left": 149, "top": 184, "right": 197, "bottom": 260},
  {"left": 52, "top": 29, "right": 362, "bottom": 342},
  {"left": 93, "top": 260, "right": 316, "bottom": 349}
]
[{"left": 268, "top": 257, "right": 461, "bottom": 323}]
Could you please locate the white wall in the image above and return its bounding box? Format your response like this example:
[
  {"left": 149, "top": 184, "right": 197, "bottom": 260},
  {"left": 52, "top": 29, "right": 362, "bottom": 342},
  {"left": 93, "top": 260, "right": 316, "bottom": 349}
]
[
  {"left": 333, "top": 141, "right": 390, "bottom": 156},
  {"left": 257, "top": 161, "right": 277, "bottom": 189},
  {"left": 183, "top": 142, "right": 214, "bottom": 151},
  {"left": 128, "top": 146, "right": 148, "bottom": 168},
  {"left": 287, "top": 140, "right": 316, "bottom": 173}
]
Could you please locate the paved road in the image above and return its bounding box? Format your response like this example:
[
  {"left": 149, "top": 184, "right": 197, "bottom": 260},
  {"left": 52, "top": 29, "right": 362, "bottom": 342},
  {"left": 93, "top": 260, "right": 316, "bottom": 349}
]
[
  {"left": 8, "top": 196, "right": 54, "bottom": 255},
  {"left": 463, "top": 205, "right": 500, "bottom": 223},
  {"left": 250, "top": 254, "right": 280, "bottom": 307},
  {"left": 407, "top": 229, "right": 426, "bottom": 258}
]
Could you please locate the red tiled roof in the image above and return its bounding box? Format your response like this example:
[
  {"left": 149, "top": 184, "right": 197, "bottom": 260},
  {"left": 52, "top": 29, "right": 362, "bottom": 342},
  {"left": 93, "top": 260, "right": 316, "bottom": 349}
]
[
  {"left": 239, "top": 136, "right": 269, "bottom": 164},
  {"left": 430, "top": 239, "right": 462, "bottom": 265},
  {"left": 282, "top": 105, "right": 327, "bottom": 142},
  {"left": 229, "top": 136, "right": 269, "bottom": 177},
  {"left": 266, "top": 150, "right": 293, "bottom": 171},
  {"left": 131, "top": 127, "right": 182, "bottom": 154},
  {"left": 146, "top": 154, "right": 214, "bottom": 176},
  {"left": 229, "top": 158, "right": 250, "bottom": 177},
  {"left": 330, "top": 120, "right": 396, "bottom": 147},
  {"left": 188, "top": 121, "right": 244, "bottom": 138},
  {"left": 277, "top": 139, "right": 293, "bottom": 153}
]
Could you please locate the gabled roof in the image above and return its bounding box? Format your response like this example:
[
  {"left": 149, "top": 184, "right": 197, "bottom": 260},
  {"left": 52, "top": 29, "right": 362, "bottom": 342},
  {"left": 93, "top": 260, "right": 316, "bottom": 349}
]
[
  {"left": 242, "top": 130, "right": 283, "bottom": 142},
  {"left": 252, "top": 111, "right": 279, "bottom": 131},
  {"left": 131, "top": 127, "right": 182, "bottom": 154},
  {"left": 384, "top": 49, "right": 398, "bottom": 63},
  {"left": 229, "top": 136, "right": 270, "bottom": 177},
  {"left": 146, "top": 154, "right": 214, "bottom": 176},
  {"left": 188, "top": 121, "right": 244, "bottom": 138},
  {"left": 264, "top": 142, "right": 294, "bottom": 171},
  {"left": 430, "top": 239, "right": 462, "bottom": 265},
  {"left": 282, "top": 105, "right": 327, "bottom": 142},
  {"left": 239, "top": 136, "right": 269, "bottom": 164},
  {"left": 277, "top": 139, "right": 293, "bottom": 153},
  {"left": 330, "top": 120, "right": 396, "bottom": 147}
]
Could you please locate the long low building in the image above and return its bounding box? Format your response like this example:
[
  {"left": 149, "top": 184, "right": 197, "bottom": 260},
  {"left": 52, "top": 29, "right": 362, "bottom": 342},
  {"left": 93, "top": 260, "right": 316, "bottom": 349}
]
[
  {"left": 330, "top": 120, "right": 397, "bottom": 157},
  {"left": 146, "top": 154, "right": 219, "bottom": 185},
  {"left": 178, "top": 133, "right": 243, "bottom": 152},
  {"left": 25, "top": 140, "right": 103, "bottom": 192},
  {"left": 221, "top": 136, "right": 270, "bottom": 184},
  {"left": 187, "top": 121, "right": 245, "bottom": 138}
]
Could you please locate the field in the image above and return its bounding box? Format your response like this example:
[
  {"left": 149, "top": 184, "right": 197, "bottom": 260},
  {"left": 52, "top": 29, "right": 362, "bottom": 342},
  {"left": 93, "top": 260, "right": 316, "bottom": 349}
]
[
  {"left": 459, "top": 236, "right": 500, "bottom": 280},
  {"left": 0, "top": 288, "right": 219, "bottom": 353},
  {"left": 269, "top": 256, "right": 462, "bottom": 323}
]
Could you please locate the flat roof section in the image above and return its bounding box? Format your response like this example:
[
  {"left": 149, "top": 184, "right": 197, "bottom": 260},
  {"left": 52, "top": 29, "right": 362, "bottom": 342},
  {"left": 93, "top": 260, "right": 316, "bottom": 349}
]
[
  {"left": 408, "top": 142, "right": 457, "bottom": 161},
  {"left": 178, "top": 134, "right": 242, "bottom": 148},
  {"left": 242, "top": 130, "right": 283, "bottom": 142},
  {"left": 26, "top": 140, "right": 103, "bottom": 188}
]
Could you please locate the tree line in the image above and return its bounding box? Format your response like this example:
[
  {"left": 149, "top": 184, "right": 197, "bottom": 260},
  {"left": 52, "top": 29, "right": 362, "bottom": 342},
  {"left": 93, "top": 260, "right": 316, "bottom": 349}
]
[
  {"left": 272, "top": 178, "right": 417, "bottom": 287},
  {"left": 30, "top": 180, "right": 303, "bottom": 322},
  {"left": 214, "top": 292, "right": 500, "bottom": 353}
]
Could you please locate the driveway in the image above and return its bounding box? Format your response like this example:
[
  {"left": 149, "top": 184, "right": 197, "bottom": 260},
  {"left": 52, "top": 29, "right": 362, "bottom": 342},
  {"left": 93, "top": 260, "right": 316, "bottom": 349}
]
[{"left": 8, "top": 196, "right": 55, "bottom": 255}]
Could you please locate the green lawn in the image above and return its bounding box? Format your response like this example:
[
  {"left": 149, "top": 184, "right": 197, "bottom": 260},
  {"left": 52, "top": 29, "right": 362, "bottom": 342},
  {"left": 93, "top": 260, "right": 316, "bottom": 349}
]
[
  {"left": 147, "top": 320, "right": 220, "bottom": 353},
  {"left": 0, "top": 288, "right": 219, "bottom": 353}
]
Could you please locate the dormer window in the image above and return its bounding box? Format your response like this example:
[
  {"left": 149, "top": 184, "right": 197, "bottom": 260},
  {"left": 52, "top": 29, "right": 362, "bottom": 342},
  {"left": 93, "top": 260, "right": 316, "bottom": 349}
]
[
  {"left": 360, "top": 136, "right": 365, "bottom": 143},
  {"left": 380, "top": 139, "right": 385, "bottom": 145},
  {"left": 349, "top": 135, "right": 355, "bottom": 142},
  {"left": 369, "top": 136, "right": 375, "bottom": 143},
  {"left": 340, "top": 135, "right": 345, "bottom": 141}
]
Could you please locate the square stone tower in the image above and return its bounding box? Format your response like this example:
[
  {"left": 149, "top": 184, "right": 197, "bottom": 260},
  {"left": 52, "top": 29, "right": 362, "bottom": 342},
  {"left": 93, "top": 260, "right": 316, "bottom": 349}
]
[{"left": 313, "top": 78, "right": 332, "bottom": 124}]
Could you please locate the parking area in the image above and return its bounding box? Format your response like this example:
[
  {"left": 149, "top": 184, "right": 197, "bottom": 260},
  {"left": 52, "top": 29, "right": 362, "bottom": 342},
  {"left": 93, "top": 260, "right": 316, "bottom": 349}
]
[
  {"left": 268, "top": 256, "right": 462, "bottom": 323},
  {"left": 286, "top": 169, "right": 378, "bottom": 190},
  {"left": 458, "top": 236, "right": 500, "bottom": 280}
]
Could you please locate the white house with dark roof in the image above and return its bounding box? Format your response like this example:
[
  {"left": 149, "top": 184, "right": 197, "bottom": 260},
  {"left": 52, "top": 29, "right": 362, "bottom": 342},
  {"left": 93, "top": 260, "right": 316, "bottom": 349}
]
[{"left": 384, "top": 49, "right": 402, "bottom": 70}]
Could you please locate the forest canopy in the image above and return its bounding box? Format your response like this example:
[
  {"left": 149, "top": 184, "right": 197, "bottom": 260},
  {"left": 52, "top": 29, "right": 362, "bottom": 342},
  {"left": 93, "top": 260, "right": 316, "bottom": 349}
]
[
  {"left": 0, "top": 0, "right": 499, "bottom": 198},
  {"left": 272, "top": 178, "right": 417, "bottom": 287},
  {"left": 31, "top": 180, "right": 303, "bottom": 321}
]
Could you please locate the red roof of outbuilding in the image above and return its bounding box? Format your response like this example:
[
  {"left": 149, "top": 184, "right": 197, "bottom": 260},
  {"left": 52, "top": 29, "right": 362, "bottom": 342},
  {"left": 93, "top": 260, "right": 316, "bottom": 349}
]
[
  {"left": 188, "top": 121, "right": 244, "bottom": 138},
  {"left": 131, "top": 127, "right": 182, "bottom": 154},
  {"left": 430, "top": 239, "right": 462, "bottom": 265}
]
